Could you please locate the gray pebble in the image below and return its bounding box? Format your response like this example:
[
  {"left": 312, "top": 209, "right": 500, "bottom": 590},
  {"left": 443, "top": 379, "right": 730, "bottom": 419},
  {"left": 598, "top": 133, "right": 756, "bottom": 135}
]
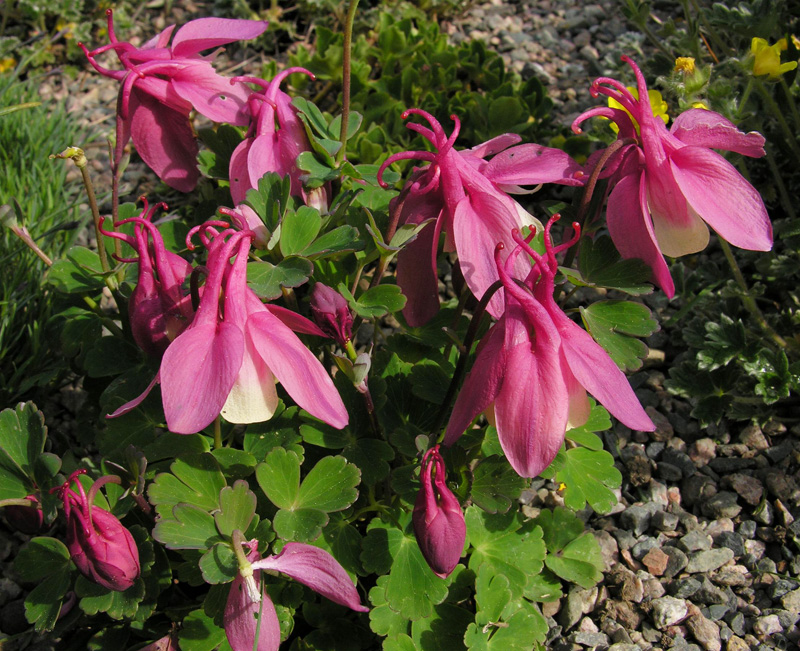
[
  {"left": 620, "top": 505, "right": 652, "bottom": 537},
  {"left": 680, "top": 530, "right": 713, "bottom": 553},
  {"left": 651, "top": 596, "right": 688, "bottom": 629},
  {"left": 701, "top": 492, "right": 742, "bottom": 519},
  {"left": 663, "top": 448, "right": 696, "bottom": 478},
  {"left": 781, "top": 587, "right": 800, "bottom": 614},
  {"left": 708, "top": 457, "right": 754, "bottom": 473},
  {"left": 656, "top": 461, "right": 683, "bottom": 482},
  {"left": 752, "top": 613, "right": 782, "bottom": 637},
  {"left": 652, "top": 510, "right": 679, "bottom": 532},
  {"left": 714, "top": 532, "right": 745, "bottom": 558},
  {"left": 686, "top": 548, "right": 734, "bottom": 573},
  {"left": 663, "top": 546, "right": 689, "bottom": 578},
  {"left": 763, "top": 440, "right": 794, "bottom": 464},
  {"left": 669, "top": 577, "right": 702, "bottom": 599},
  {"left": 632, "top": 538, "right": 659, "bottom": 560},
  {"left": 738, "top": 520, "right": 757, "bottom": 538}
]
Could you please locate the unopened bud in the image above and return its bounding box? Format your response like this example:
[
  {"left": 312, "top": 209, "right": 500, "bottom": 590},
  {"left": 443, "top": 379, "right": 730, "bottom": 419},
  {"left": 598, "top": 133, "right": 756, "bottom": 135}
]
[
  {"left": 412, "top": 446, "right": 465, "bottom": 578},
  {"left": 310, "top": 283, "right": 353, "bottom": 347},
  {"left": 4, "top": 495, "right": 44, "bottom": 534},
  {"left": 53, "top": 471, "right": 140, "bottom": 592}
]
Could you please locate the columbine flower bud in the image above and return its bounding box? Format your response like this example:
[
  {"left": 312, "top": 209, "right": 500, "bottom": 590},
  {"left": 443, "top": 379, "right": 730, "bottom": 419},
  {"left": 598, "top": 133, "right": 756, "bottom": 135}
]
[
  {"left": 4, "top": 494, "right": 44, "bottom": 534},
  {"left": 52, "top": 470, "right": 140, "bottom": 592},
  {"left": 412, "top": 446, "right": 465, "bottom": 578},
  {"left": 310, "top": 283, "right": 353, "bottom": 347}
]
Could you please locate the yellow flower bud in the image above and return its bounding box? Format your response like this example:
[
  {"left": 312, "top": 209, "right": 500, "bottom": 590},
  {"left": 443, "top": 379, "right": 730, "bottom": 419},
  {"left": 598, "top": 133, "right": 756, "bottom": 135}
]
[{"left": 674, "top": 57, "right": 696, "bottom": 75}]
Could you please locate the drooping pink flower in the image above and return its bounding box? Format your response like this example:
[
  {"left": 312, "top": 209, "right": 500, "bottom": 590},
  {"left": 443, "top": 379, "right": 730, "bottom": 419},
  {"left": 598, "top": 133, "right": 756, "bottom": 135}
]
[
  {"left": 572, "top": 56, "right": 772, "bottom": 297},
  {"left": 225, "top": 541, "right": 367, "bottom": 651},
  {"left": 412, "top": 446, "right": 465, "bottom": 578},
  {"left": 52, "top": 470, "right": 140, "bottom": 592},
  {"left": 101, "top": 199, "right": 194, "bottom": 357},
  {"left": 445, "top": 219, "right": 654, "bottom": 478},
  {"left": 81, "top": 11, "right": 268, "bottom": 192},
  {"left": 229, "top": 68, "right": 324, "bottom": 207},
  {"left": 378, "top": 109, "right": 584, "bottom": 326},
  {"left": 157, "top": 224, "right": 347, "bottom": 433}
]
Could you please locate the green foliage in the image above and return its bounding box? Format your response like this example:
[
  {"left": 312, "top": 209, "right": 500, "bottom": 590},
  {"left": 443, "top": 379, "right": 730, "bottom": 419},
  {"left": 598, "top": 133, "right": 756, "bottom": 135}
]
[
  {"left": 580, "top": 300, "right": 659, "bottom": 371},
  {"left": 0, "top": 72, "right": 89, "bottom": 402}
]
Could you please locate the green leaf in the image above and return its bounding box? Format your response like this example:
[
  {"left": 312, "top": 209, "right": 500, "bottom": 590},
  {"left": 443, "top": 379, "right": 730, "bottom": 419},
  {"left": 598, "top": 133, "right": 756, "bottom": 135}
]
[
  {"left": 523, "top": 569, "right": 563, "bottom": 602},
  {"left": 340, "top": 283, "right": 407, "bottom": 318},
  {"left": 47, "top": 246, "right": 105, "bottom": 293},
  {"left": 256, "top": 449, "right": 360, "bottom": 542},
  {"left": 329, "top": 110, "right": 363, "bottom": 141},
  {"left": 466, "top": 506, "right": 546, "bottom": 600},
  {"left": 300, "top": 225, "right": 362, "bottom": 259},
  {"left": 214, "top": 480, "right": 257, "bottom": 537},
  {"left": 575, "top": 236, "right": 653, "bottom": 295},
  {"left": 76, "top": 573, "right": 146, "bottom": 620},
  {"left": 464, "top": 601, "right": 547, "bottom": 650},
  {"left": 199, "top": 542, "right": 239, "bottom": 584},
  {"left": 343, "top": 437, "right": 394, "bottom": 486},
  {"left": 580, "top": 300, "right": 658, "bottom": 371},
  {"left": 244, "top": 172, "right": 292, "bottom": 235},
  {"left": 280, "top": 206, "right": 322, "bottom": 256},
  {"left": 564, "top": 401, "right": 611, "bottom": 451},
  {"left": 554, "top": 447, "right": 622, "bottom": 514},
  {"left": 369, "top": 576, "right": 410, "bottom": 637},
  {"left": 544, "top": 533, "right": 604, "bottom": 589},
  {"left": 24, "top": 567, "right": 70, "bottom": 632},
  {"left": 535, "top": 506, "right": 585, "bottom": 553},
  {"left": 179, "top": 609, "right": 228, "bottom": 651},
  {"left": 148, "top": 453, "right": 226, "bottom": 519},
  {"left": 470, "top": 456, "right": 527, "bottom": 514},
  {"left": 361, "top": 519, "right": 449, "bottom": 620},
  {"left": 474, "top": 564, "right": 514, "bottom": 625},
  {"left": 153, "top": 503, "right": 224, "bottom": 550},
  {"left": 297, "top": 455, "right": 360, "bottom": 512},
  {"left": 15, "top": 536, "right": 70, "bottom": 582},
  {"left": 0, "top": 401, "right": 45, "bottom": 498},
  {"left": 247, "top": 258, "right": 313, "bottom": 300},
  {"left": 211, "top": 448, "right": 257, "bottom": 481},
  {"left": 410, "top": 602, "right": 473, "bottom": 650},
  {"left": 297, "top": 151, "right": 340, "bottom": 187}
]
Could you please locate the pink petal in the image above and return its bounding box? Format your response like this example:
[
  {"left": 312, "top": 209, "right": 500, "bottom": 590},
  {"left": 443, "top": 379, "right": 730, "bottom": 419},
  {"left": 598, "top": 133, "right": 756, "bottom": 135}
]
[
  {"left": 261, "top": 302, "right": 328, "bottom": 337},
  {"left": 129, "top": 89, "right": 199, "bottom": 193},
  {"left": 252, "top": 543, "right": 368, "bottom": 612},
  {"left": 171, "top": 18, "right": 269, "bottom": 57},
  {"left": 558, "top": 318, "right": 655, "bottom": 431},
  {"left": 220, "top": 338, "right": 279, "bottom": 424},
  {"left": 466, "top": 133, "right": 521, "bottom": 159},
  {"left": 248, "top": 133, "right": 286, "bottom": 186},
  {"left": 444, "top": 319, "right": 507, "bottom": 446},
  {"left": 106, "top": 372, "right": 160, "bottom": 419},
  {"left": 452, "top": 191, "right": 523, "bottom": 318},
  {"left": 229, "top": 139, "right": 253, "bottom": 205},
  {"left": 670, "top": 109, "right": 766, "bottom": 157},
  {"left": 495, "top": 341, "right": 569, "bottom": 478},
  {"left": 171, "top": 63, "right": 253, "bottom": 125},
  {"left": 160, "top": 322, "right": 244, "bottom": 434},
  {"left": 607, "top": 172, "right": 675, "bottom": 297},
  {"left": 142, "top": 24, "right": 176, "bottom": 50},
  {"left": 669, "top": 146, "right": 773, "bottom": 252},
  {"left": 483, "top": 144, "right": 585, "bottom": 187},
  {"left": 224, "top": 574, "right": 280, "bottom": 651},
  {"left": 246, "top": 311, "right": 348, "bottom": 429},
  {"left": 397, "top": 218, "right": 441, "bottom": 327},
  {"left": 646, "top": 169, "right": 710, "bottom": 257}
]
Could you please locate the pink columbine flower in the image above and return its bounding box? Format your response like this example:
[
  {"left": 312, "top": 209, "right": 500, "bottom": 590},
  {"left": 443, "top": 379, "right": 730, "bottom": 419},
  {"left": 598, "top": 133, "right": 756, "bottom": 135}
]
[
  {"left": 157, "top": 224, "right": 347, "bottom": 433},
  {"left": 225, "top": 541, "right": 368, "bottom": 651},
  {"left": 81, "top": 11, "right": 268, "bottom": 192},
  {"left": 4, "top": 494, "right": 44, "bottom": 534},
  {"left": 378, "top": 109, "right": 584, "bottom": 326},
  {"left": 52, "top": 470, "right": 140, "bottom": 592},
  {"left": 572, "top": 56, "right": 772, "bottom": 297},
  {"left": 445, "top": 218, "right": 654, "bottom": 478},
  {"left": 412, "top": 446, "right": 465, "bottom": 578},
  {"left": 229, "top": 68, "right": 325, "bottom": 207},
  {"left": 101, "top": 199, "right": 194, "bottom": 357}
]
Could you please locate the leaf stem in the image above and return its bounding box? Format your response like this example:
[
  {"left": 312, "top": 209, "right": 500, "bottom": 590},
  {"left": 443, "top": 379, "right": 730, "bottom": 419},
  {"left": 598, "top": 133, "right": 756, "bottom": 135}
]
[
  {"left": 336, "top": 0, "right": 360, "bottom": 165},
  {"left": 718, "top": 238, "right": 795, "bottom": 353}
]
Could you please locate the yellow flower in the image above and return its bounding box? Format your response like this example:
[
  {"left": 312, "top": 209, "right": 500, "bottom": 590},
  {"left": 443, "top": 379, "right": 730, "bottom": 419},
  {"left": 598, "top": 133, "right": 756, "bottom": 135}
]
[
  {"left": 0, "top": 58, "right": 16, "bottom": 74},
  {"left": 750, "top": 37, "right": 798, "bottom": 79},
  {"left": 690, "top": 101, "right": 709, "bottom": 110},
  {"left": 608, "top": 87, "right": 669, "bottom": 133},
  {"left": 674, "top": 57, "right": 696, "bottom": 75}
]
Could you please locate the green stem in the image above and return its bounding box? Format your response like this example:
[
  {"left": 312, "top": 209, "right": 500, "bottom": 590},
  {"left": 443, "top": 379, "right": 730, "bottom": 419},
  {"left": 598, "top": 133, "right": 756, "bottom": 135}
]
[
  {"left": 753, "top": 79, "right": 800, "bottom": 159},
  {"left": 780, "top": 77, "right": 800, "bottom": 133},
  {"left": 52, "top": 147, "right": 113, "bottom": 283},
  {"left": 336, "top": 0, "right": 360, "bottom": 165},
  {"left": 0, "top": 498, "right": 37, "bottom": 508},
  {"left": 763, "top": 147, "right": 797, "bottom": 222},
  {"left": 213, "top": 416, "right": 223, "bottom": 450},
  {"left": 718, "top": 238, "right": 795, "bottom": 353},
  {"left": 433, "top": 279, "right": 504, "bottom": 440},
  {"left": 738, "top": 78, "right": 754, "bottom": 117}
]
